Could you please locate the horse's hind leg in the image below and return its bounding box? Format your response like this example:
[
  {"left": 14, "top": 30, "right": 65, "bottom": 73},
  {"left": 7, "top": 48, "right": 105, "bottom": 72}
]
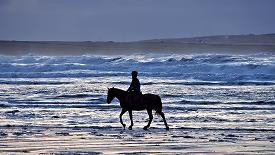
[
  {"left": 158, "top": 111, "right": 169, "bottom": 130},
  {"left": 120, "top": 108, "right": 127, "bottom": 129},
  {"left": 143, "top": 109, "right": 153, "bottom": 130},
  {"left": 128, "top": 110, "right": 133, "bottom": 130}
]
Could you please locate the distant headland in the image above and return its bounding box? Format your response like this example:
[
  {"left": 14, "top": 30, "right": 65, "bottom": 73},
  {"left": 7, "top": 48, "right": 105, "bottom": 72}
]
[{"left": 0, "top": 34, "right": 275, "bottom": 55}]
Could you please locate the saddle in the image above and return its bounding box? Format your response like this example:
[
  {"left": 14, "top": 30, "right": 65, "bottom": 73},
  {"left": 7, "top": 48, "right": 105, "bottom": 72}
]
[{"left": 125, "top": 91, "right": 144, "bottom": 109}]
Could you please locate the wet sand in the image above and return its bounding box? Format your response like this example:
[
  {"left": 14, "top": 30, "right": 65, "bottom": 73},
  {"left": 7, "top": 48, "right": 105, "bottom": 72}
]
[{"left": 1, "top": 104, "right": 275, "bottom": 155}]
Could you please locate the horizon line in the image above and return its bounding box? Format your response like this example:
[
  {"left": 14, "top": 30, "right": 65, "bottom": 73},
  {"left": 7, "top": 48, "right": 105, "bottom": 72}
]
[{"left": 1, "top": 33, "right": 275, "bottom": 43}]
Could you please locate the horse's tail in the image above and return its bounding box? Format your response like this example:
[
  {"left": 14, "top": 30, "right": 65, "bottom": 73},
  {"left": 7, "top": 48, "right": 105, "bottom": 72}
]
[{"left": 155, "top": 95, "right": 163, "bottom": 115}]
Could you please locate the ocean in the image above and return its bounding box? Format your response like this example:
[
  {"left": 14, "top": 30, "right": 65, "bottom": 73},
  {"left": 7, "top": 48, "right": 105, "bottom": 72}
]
[{"left": 0, "top": 53, "right": 274, "bottom": 154}]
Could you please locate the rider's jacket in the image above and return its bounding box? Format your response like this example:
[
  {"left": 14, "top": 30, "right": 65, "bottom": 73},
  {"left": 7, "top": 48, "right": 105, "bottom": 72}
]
[{"left": 127, "top": 78, "right": 141, "bottom": 93}]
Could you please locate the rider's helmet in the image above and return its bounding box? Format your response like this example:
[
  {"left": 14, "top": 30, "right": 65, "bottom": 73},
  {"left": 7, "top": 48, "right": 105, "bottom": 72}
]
[{"left": 131, "top": 71, "right": 138, "bottom": 78}]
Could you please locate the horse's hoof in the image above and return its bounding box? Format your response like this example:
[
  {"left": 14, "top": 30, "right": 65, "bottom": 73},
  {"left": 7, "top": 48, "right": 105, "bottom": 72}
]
[
  {"left": 128, "top": 126, "right": 132, "bottom": 130},
  {"left": 122, "top": 124, "right": 126, "bottom": 129},
  {"left": 143, "top": 126, "right": 148, "bottom": 130},
  {"left": 166, "top": 126, "right": 170, "bottom": 131}
]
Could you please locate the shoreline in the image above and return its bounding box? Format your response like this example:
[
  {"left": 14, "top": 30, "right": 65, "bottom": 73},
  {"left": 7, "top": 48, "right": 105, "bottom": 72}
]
[{"left": 1, "top": 34, "right": 275, "bottom": 55}]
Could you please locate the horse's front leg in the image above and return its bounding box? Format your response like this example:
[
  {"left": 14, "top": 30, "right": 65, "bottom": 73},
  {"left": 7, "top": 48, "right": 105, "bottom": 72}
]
[
  {"left": 143, "top": 109, "right": 153, "bottom": 130},
  {"left": 128, "top": 110, "right": 133, "bottom": 130},
  {"left": 120, "top": 108, "right": 127, "bottom": 129}
]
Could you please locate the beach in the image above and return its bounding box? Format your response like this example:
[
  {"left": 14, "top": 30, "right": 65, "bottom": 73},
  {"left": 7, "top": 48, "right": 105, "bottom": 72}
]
[
  {"left": 1, "top": 0, "right": 275, "bottom": 153},
  {"left": 0, "top": 53, "right": 274, "bottom": 154}
]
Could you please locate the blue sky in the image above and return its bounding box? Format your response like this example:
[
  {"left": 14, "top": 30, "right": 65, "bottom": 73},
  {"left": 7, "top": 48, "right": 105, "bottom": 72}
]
[{"left": 0, "top": 0, "right": 274, "bottom": 41}]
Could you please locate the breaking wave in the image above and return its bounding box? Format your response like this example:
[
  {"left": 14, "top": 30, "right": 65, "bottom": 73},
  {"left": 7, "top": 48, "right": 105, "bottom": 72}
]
[{"left": 0, "top": 53, "right": 274, "bottom": 82}]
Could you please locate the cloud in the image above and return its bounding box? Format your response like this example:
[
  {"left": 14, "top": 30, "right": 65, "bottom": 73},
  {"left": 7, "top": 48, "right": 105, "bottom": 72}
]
[{"left": 0, "top": 0, "right": 275, "bottom": 41}]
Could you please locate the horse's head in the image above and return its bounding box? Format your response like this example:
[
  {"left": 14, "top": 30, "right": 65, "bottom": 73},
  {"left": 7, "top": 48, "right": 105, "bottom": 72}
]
[{"left": 107, "top": 87, "right": 115, "bottom": 104}]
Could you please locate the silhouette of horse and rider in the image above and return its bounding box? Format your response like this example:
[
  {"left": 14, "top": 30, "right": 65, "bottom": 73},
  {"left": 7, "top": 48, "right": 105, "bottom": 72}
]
[{"left": 107, "top": 71, "right": 169, "bottom": 130}]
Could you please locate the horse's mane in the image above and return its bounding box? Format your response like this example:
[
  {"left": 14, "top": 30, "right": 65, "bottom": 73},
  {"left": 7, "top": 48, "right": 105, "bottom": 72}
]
[{"left": 110, "top": 87, "right": 127, "bottom": 94}]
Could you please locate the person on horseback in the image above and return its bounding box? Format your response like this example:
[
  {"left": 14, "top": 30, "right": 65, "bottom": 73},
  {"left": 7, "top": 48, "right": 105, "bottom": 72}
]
[
  {"left": 107, "top": 71, "right": 169, "bottom": 130},
  {"left": 127, "top": 71, "right": 142, "bottom": 96}
]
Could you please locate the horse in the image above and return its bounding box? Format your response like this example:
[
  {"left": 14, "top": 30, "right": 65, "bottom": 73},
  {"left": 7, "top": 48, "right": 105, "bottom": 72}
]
[{"left": 107, "top": 87, "right": 169, "bottom": 130}]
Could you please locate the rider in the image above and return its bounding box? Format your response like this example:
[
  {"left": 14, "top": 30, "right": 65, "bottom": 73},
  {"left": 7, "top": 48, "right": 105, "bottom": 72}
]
[{"left": 127, "top": 71, "right": 142, "bottom": 96}]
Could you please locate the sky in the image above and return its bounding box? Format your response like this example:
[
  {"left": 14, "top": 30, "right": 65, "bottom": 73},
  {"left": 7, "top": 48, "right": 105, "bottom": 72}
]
[{"left": 0, "top": 0, "right": 275, "bottom": 41}]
